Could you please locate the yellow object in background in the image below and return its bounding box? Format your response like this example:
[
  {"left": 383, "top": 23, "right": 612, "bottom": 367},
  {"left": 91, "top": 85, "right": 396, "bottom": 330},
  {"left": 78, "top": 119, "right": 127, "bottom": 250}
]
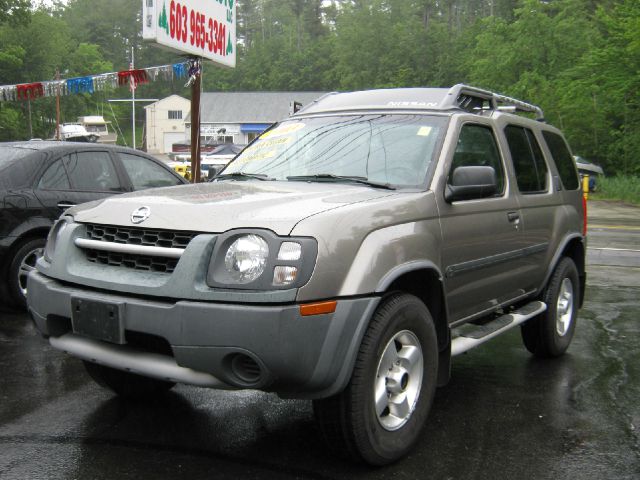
[{"left": 582, "top": 174, "right": 590, "bottom": 200}]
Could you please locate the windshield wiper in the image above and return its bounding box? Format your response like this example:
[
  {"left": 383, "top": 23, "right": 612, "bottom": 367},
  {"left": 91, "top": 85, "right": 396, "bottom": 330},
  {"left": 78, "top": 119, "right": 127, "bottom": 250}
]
[
  {"left": 287, "top": 174, "right": 396, "bottom": 190},
  {"left": 214, "top": 172, "right": 273, "bottom": 181}
]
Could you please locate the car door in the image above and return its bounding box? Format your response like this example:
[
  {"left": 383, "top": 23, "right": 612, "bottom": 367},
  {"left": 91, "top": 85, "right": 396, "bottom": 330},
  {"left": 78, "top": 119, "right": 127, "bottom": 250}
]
[
  {"left": 34, "top": 150, "right": 125, "bottom": 219},
  {"left": 502, "top": 123, "right": 557, "bottom": 291},
  {"left": 436, "top": 120, "right": 527, "bottom": 323}
]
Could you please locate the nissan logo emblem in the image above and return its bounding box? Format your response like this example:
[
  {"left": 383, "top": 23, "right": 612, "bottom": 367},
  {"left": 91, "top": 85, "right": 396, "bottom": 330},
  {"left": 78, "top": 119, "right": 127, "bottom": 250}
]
[{"left": 131, "top": 206, "right": 151, "bottom": 224}]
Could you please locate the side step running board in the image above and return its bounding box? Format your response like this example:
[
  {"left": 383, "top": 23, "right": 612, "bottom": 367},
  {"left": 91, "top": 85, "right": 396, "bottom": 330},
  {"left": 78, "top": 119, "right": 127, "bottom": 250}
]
[{"left": 451, "top": 301, "right": 546, "bottom": 356}]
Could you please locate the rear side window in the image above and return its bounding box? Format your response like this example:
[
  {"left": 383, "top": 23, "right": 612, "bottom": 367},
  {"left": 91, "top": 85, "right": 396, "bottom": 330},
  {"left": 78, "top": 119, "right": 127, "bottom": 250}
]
[
  {"left": 450, "top": 124, "right": 505, "bottom": 195},
  {"left": 119, "top": 153, "right": 183, "bottom": 190},
  {"left": 64, "top": 151, "right": 122, "bottom": 192},
  {"left": 542, "top": 131, "right": 579, "bottom": 190},
  {"left": 38, "top": 159, "right": 71, "bottom": 190},
  {"left": 0, "top": 148, "right": 44, "bottom": 189},
  {"left": 505, "top": 126, "right": 549, "bottom": 193}
]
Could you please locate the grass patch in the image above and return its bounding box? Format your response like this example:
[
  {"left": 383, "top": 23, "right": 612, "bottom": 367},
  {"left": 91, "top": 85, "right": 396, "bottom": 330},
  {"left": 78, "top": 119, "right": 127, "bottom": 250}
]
[{"left": 591, "top": 176, "right": 640, "bottom": 205}]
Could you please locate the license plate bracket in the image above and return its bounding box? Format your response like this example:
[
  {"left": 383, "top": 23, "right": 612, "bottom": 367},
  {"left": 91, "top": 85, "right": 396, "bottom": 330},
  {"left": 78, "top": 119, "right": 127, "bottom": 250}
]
[{"left": 71, "top": 297, "right": 125, "bottom": 344}]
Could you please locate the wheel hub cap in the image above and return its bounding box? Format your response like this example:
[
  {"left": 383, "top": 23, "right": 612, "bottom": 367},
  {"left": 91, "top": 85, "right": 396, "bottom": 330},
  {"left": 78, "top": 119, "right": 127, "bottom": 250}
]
[
  {"left": 556, "top": 278, "right": 574, "bottom": 336},
  {"left": 374, "top": 330, "right": 423, "bottom": 431},
  {"left": 18, "top": 247, "right": 44, "bottom": 297}
]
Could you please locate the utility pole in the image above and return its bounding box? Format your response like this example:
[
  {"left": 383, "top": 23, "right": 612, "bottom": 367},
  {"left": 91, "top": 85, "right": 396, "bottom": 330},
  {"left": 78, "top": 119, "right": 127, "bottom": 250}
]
[
  {"left": 27, "top": 98, "right": 33, "bottom": 139},
  {"left": 189, "top": 59, "right": 202, "bottom": 183},
  {"left": 109, "top": 48, "right": 157, "bottom": 149},
  {"left": 130, "top": 47, "right": 136, "bottom": 149},
  {"left": 55, "top": 69, "right": 61, "bottom": 140}
]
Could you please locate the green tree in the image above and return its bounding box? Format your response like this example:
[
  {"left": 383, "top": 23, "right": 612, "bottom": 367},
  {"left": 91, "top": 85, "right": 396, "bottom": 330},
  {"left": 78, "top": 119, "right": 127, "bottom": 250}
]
[
  {"left": 0, "top": 0, "right": 30, "bottom": 26},
  {"left": 560, "top": 0, "right": 640, "bottom": 175}
]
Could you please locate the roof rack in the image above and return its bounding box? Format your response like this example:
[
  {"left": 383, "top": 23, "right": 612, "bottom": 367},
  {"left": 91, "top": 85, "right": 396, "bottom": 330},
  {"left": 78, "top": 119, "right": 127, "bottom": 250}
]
[{"left": 444, "top": 84, "right": 545, "bottom": 121}]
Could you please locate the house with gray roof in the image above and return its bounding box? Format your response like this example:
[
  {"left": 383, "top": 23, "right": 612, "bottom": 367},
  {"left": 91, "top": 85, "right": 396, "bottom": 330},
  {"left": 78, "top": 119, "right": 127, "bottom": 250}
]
[{"left": 185, "top": 91, "right": 326, "bottom": 146}]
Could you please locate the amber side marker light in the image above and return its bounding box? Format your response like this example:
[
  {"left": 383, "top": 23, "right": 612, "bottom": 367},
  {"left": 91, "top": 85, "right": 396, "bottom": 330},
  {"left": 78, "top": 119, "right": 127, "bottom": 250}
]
[{"left": 300, "top": 301, "right": 337, "bottom": 316}]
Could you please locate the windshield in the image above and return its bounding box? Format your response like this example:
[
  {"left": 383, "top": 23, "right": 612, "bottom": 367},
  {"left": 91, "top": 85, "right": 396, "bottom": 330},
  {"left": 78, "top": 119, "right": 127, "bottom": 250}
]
[{"left": 224, "top": 114, "right": 446, "bottom": 187}]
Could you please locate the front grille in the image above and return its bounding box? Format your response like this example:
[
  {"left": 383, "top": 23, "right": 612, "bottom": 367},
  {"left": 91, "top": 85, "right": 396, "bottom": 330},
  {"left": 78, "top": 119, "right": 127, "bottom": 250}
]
[
  {"left": 81, "top": 224, "right": 201, "bottom": 273},
  {"left": 85, "top": 249, "right": 179, "bottom": 273},
  {"left": 85, "top": 224, "right": 197, "bottom": 249}
]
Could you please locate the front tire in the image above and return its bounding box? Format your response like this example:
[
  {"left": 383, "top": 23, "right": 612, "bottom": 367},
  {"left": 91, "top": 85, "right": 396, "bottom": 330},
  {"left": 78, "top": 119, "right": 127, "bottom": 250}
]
[
  {"left": 313, "top": 293, "right": 438, "bottom": 465},
  {"left": 7, "top": 237, "right": 46, "bottom": 308},
  {"left": 83, "top": 361, "right": 175, "bottom": 399},
  {"left": 521, "top": 257, "right": 580, "bottom": 357}
]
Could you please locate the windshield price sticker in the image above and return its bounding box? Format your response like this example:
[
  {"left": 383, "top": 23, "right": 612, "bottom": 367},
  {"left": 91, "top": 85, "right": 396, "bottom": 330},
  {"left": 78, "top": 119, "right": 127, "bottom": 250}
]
[{"left": 261, "top": 123, "right": 306, "bottom": 139}]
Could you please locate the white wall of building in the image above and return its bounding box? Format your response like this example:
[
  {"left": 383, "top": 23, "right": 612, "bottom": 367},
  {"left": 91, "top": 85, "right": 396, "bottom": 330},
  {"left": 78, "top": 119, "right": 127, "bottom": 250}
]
[{"left": 145, "top": 95, "right": 190, "bottom": 154}]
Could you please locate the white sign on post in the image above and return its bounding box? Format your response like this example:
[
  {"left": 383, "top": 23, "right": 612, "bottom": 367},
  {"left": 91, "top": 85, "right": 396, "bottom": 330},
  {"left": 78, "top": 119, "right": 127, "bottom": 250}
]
[{"left": 143, "top": 0, "right": 236, "bottom": 68}]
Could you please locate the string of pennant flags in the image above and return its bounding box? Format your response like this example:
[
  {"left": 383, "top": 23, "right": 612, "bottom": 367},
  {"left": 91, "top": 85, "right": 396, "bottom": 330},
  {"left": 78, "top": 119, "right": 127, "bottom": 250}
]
[{"left": 0, "top": 60, "right": 193, "bottom": 102}]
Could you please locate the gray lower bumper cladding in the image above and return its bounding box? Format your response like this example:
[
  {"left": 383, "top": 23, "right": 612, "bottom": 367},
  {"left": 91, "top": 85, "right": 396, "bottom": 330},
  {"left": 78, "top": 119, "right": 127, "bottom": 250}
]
[{"left": 28, "top": 271, "right": 379, "bottom": 398}]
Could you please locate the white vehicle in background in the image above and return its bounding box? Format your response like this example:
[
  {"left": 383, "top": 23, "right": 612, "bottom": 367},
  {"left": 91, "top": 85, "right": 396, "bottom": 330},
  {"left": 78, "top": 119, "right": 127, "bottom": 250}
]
[
  {"left": 58, "top": 124, "right": 99, "bottom": 142},
  {"left": 77, "top": 116, "right": 117, "bottom": 144},
  {"left": 202, "top": 144, "right": 245, "bottom": 179}
]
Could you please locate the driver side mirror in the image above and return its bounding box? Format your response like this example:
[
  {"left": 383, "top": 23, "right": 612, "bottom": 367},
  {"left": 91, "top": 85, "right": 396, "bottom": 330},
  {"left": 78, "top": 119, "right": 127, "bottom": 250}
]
[{"left": 445, "top": 166, "right": 497, "bottom": 202}]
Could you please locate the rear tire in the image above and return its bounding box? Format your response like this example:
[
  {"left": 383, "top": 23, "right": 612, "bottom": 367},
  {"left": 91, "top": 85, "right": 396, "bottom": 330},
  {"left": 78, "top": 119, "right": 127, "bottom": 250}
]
[
  {"left": 7, "top": 237, "right": 46, "bottom": 308},
  {"left": 313, "top": 293, "right": 438, "bottom": 465},
  {"left": 521, "top": 257, "right": 579, "bottom": 357},
  {"left": 83, "top": 361, "right": 175, "bottom": 399}
]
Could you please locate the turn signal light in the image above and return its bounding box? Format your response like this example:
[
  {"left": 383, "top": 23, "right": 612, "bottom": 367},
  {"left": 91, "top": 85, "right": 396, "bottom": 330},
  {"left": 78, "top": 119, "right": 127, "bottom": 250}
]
[{"left": 299, "top": 301, "right": 337, "bottom": 316}]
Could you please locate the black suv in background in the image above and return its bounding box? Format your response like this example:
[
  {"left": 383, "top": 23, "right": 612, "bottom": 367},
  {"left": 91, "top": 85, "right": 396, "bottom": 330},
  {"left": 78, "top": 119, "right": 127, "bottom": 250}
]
[{"left": 0, "top": 141, "right": 187, "bottom": 307}]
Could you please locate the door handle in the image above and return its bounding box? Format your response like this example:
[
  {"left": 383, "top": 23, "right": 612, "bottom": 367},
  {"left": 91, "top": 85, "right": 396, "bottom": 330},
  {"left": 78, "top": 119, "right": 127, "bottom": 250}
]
[
  {"left": 507, "top": 212, "right": 520, "bottom": 223},
  {"left": 57, "top": 202, "right": 76, "bottom": 209}
]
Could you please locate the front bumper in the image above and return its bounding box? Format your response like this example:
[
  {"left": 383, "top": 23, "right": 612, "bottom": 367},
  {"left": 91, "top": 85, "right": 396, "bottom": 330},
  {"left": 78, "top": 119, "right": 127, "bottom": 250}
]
[{"left": 28, "top": 271, "right": 379, "bottom": 399}]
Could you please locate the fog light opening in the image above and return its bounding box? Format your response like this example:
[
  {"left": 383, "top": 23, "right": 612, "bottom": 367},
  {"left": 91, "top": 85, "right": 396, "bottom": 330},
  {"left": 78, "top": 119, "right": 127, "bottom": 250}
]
[{"left": 230, "top": 354, "right": 262, "bottom": 385}]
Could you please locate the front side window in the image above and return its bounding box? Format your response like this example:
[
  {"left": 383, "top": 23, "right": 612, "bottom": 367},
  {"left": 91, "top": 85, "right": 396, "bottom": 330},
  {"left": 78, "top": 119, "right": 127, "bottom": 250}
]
[
  {"left": 64, "top": 151, "right": 122, "bottom": 192},
  {"left": 449, "top": 124, "right": 505, "bottom": 195},
  {"left": 542, "top": 131, "right": 579, "bottom": 190},
  {"left": 119, "top": 153, "right": 183, "bottom": 190},
  {"left": 505, "top": 125, "right": 549, "bottom": 193},
  {"left": 225, "top": 115, "right": 447, "bottom": 187},
  {"left": 168, "top": 110, "right": 183, "bottom": 120}
]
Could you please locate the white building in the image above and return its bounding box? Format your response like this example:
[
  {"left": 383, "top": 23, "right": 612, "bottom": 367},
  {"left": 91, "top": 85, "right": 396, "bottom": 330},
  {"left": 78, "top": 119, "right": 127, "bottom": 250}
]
[
  {"left": 185, "top": 91, "right": 326, "bottom": 146},
  {"left": 144, "top": 95, "right": 190, "bottom": 154}
]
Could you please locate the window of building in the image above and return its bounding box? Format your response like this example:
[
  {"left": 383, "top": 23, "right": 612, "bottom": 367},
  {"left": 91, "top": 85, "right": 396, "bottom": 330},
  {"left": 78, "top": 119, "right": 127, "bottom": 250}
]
[{"left": 168, "top": 110, "right": 182, "bottom": 120}]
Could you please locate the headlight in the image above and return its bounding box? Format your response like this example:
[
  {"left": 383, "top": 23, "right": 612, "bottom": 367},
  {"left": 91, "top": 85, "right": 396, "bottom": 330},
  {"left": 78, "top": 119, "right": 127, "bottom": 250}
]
[
  {"left": 44, "top": 217, "right": 71, "bottom": 262},
  {"left": 224, "top": 234, "right": 269, "bottom": 283},
  {"left": 207, "top": 230, "right": 317, "bottom": 290}
]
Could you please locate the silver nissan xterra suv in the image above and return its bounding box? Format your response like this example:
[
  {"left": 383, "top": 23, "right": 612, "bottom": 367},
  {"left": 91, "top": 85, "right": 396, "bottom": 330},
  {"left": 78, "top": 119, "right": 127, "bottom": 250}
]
[{"left": 28, "top": 85, "right": 586, "bottom": 465}]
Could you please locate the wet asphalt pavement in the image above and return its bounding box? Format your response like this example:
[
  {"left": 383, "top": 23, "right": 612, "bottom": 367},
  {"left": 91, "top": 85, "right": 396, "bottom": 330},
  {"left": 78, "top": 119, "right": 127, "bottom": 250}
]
[{"left": 1, "top": 200, "right": 639, "bottom": 479}]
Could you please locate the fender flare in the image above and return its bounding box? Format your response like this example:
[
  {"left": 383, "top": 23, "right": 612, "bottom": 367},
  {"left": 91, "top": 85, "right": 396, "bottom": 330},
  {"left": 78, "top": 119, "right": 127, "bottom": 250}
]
[
  {"left": 375, "top": 260, "right": 444, "bottom": 293},
  {"left": 538, "top": 233, "right": 585, "bottom": 296}
]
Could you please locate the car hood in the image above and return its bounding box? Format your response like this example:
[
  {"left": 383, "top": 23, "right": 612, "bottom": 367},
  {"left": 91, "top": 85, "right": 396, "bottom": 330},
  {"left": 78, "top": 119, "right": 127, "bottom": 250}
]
[{"left": 69, "top": 181, "right": 397, "bottom": 235}]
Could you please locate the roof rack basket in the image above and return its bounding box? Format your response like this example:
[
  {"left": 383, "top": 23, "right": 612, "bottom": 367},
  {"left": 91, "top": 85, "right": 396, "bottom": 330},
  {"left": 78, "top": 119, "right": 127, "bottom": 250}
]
[{"left": 444, "top": 84, "right": 545, "bottom": 121}]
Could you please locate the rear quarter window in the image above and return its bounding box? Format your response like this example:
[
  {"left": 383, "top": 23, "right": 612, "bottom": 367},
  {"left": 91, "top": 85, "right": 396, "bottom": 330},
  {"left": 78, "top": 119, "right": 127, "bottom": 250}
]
[
  {"left": 0, "top": 148, "right": 44, "bottom": 188},
  {"left": 541, "top": 131, "right": 579, "bottom": 190}
]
